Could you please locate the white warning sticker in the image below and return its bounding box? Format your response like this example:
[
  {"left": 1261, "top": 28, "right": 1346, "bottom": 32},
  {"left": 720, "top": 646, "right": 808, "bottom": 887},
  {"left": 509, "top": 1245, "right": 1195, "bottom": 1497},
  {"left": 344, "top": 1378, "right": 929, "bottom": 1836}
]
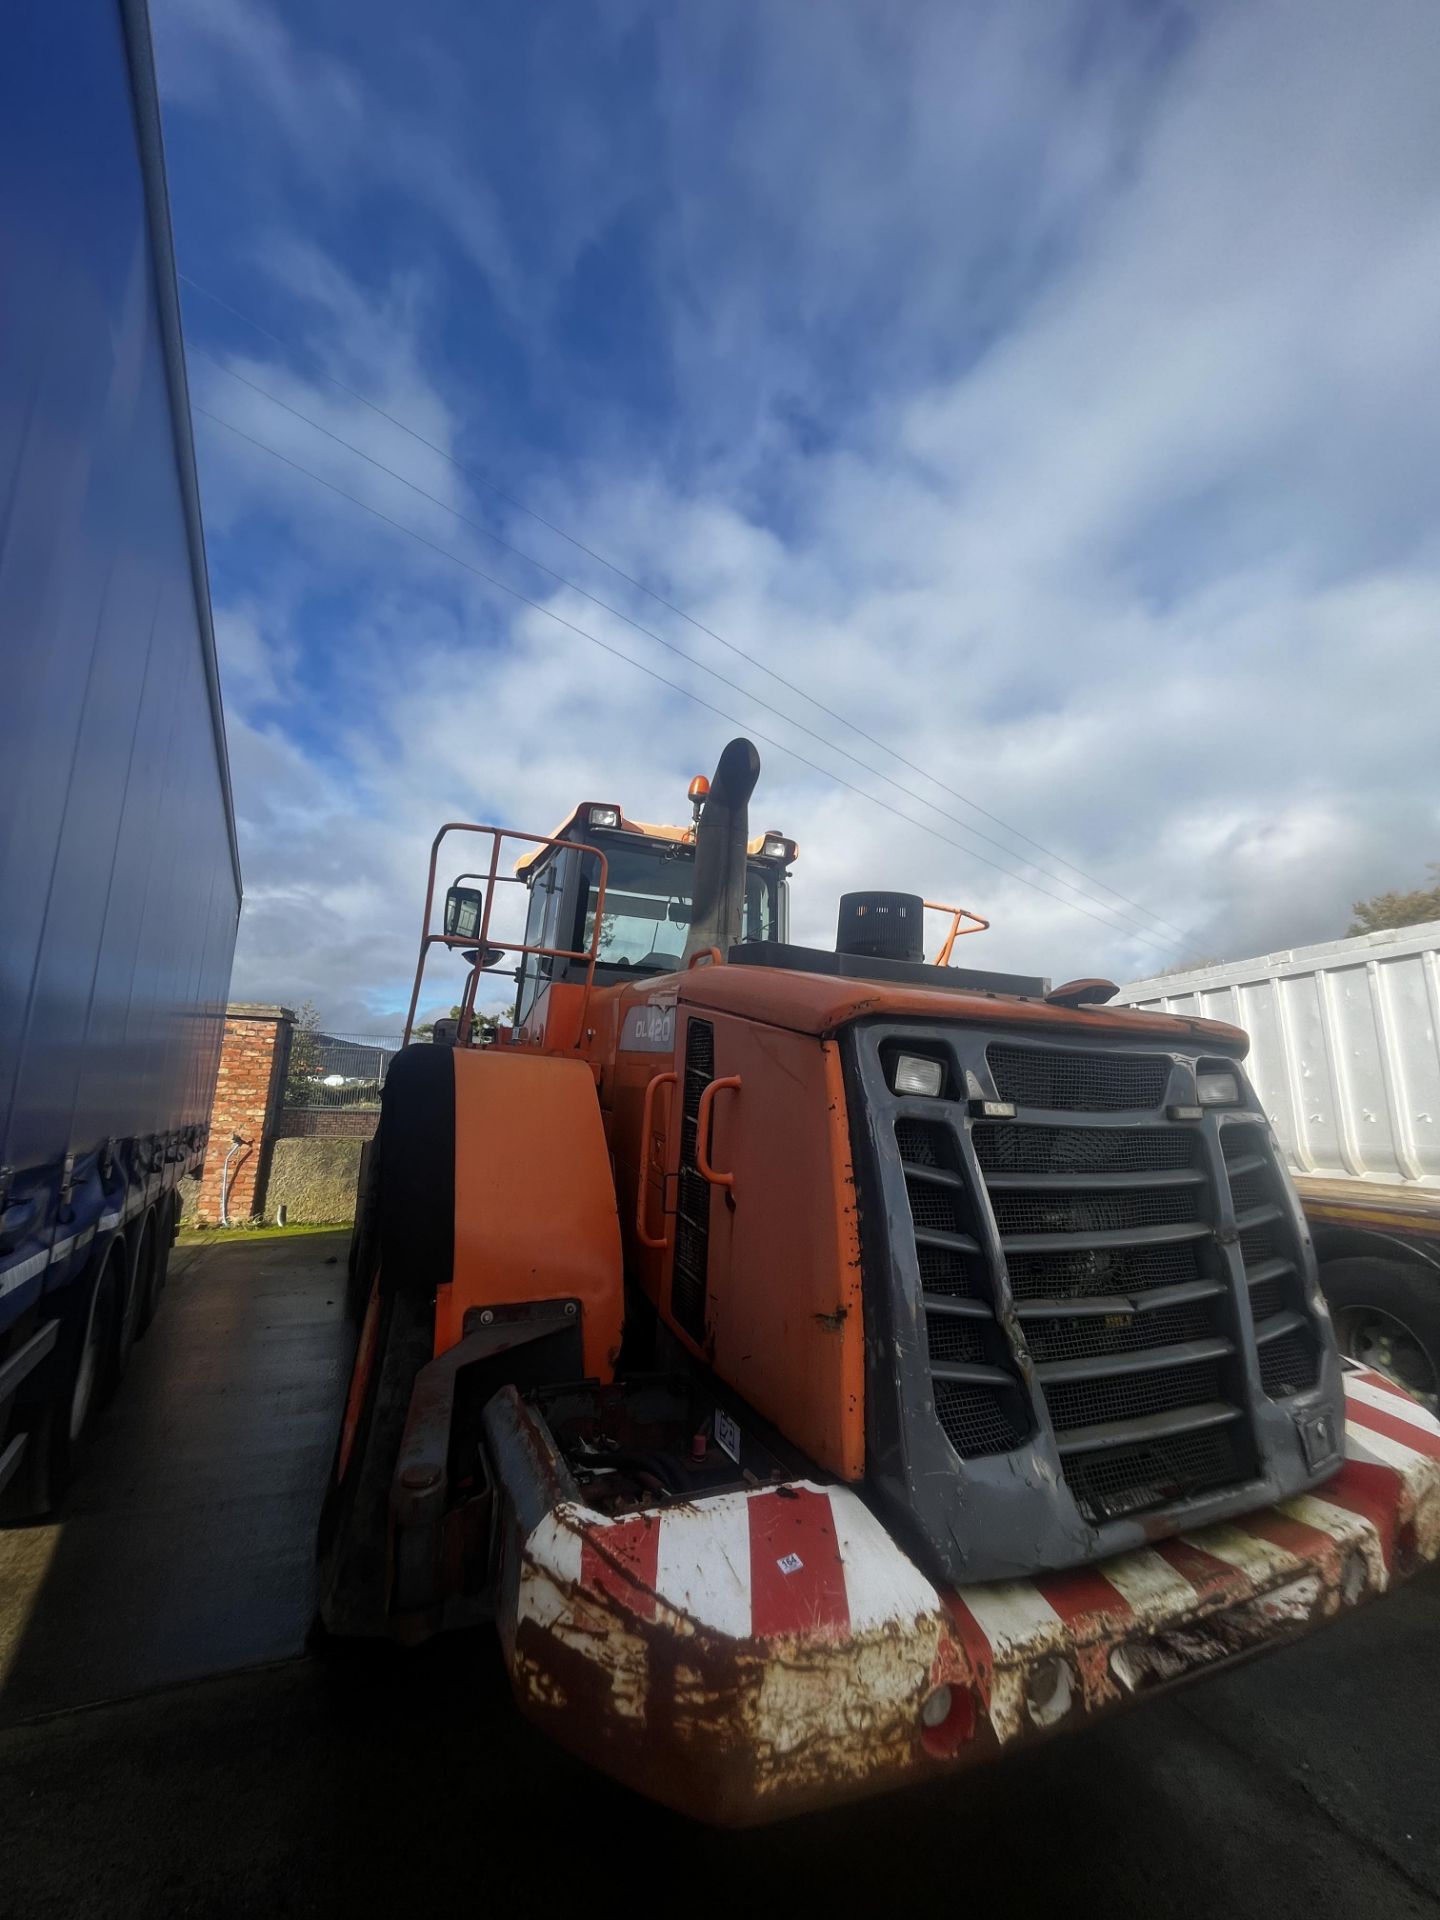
[{"left": 714, "top": 1408, "right": 741, "bottom": 1463}]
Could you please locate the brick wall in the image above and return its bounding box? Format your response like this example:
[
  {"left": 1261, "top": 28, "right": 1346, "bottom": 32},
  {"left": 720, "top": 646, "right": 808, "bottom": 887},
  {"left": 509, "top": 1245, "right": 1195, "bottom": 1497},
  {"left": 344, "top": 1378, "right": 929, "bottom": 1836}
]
[{"left": 194, "top": 1005, "right": 295, "bottom": 1222}]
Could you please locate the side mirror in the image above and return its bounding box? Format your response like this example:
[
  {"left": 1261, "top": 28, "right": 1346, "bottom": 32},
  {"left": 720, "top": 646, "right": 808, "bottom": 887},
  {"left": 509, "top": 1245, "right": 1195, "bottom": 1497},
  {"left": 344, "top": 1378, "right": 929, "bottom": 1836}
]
[{"left": 444, "top": 885, "right": 484, "bottom": 940}]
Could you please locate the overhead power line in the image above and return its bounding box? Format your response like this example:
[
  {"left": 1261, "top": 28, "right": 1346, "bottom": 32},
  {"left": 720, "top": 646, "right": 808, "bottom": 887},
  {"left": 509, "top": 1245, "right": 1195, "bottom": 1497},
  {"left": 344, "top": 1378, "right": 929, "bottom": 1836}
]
[
  {"left": 180, "top": 273, "right": 1191, "bottom": 947},
  {"left": 195, "top": 345, "right": 1181, "bottom": 952},
  {"left": 194, "top": 401, "right": 1181, "bottom": 962}
]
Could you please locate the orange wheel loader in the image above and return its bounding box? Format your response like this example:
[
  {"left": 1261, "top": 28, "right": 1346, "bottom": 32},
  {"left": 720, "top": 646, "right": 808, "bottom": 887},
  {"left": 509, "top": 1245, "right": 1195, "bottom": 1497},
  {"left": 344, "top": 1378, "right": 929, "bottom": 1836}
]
[{"left": 318, "top": 738, "right": 1440, "bottom": 1826}]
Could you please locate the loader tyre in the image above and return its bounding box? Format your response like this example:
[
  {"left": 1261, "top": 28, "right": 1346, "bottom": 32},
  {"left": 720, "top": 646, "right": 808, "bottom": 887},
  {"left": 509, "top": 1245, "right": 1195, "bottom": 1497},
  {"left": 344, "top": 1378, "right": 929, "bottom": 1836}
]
[
  {"left": 1322, "top": 1255, "right": 1440, "bottom": 1412},
  {"left": 345, "top": 1135, "right": 381, "bottom": 1323},
  {"left": 375, "top": 1044, "right": 455, "bottom": 1300},
  {"left": 315, "top": 1280, "right": 434, "bottom": 1638}
]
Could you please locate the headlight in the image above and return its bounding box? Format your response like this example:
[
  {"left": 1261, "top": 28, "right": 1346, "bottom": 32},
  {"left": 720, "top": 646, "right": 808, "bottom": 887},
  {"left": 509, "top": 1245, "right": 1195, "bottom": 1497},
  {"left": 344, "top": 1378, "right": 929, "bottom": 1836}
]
[
  {"left": 893, "top": 1054, "right": 944, "bottom": 1097},
  {"left": 1197, "top": 1068, "right": 1240, "bottom": 1105},
  {"left": 587, "top": 804, "right": 621, "bottom": 829}
]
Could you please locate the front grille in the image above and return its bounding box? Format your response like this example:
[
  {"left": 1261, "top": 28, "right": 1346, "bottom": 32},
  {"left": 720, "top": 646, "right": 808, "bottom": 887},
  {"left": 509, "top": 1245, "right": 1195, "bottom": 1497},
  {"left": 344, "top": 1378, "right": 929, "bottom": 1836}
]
[
  {"left": 896, "top": 1116, "right": 1033, "bottom": 1460},
  {"left": 1024, "top": 1300, "right": 1212, "bottom": 1366},
  {"left": 935, "top": 1380, "right": 1028, "bottom": 1457},
  {"left": 990, "top": 1185, "right": 1201, "bottom": 1238},
  {"left": 917, "top": 1242, "right": 986, "bottom": 1298},
  {"left": 1006, "top": 1239, "right": 1204, "bottom": 1302},
  {"left": 926, "top": 1316, "right": 989, "bottom": 1366},
  {"left": 1063, "top": 1423, "right": 1245, "bottom": 1525},
  {"left": 1046, "top": 1357, "right": 1224, "bottom": 1434},
  {"left": 974, "top": 1124, "right": 1197, "bottom": 1176},
  {"left": 988, "top": 1044, "right": 1170, "bottom": 1112},
  {"left": 973, "top": 1065, "right": 1249, "bottom": 1522},
  {"left": 1223, "top": 1126, "right": 1318, "bottom": 1399},
  {"left": 858, "top": 1021, "right": 1340, "bottom": 1581},
  {"left": 1259, "top": 1330, "right": 1320, "bottom": 1397},
  {"left": 906, "top": 1176, "right": 966, "bottom": 1234}
]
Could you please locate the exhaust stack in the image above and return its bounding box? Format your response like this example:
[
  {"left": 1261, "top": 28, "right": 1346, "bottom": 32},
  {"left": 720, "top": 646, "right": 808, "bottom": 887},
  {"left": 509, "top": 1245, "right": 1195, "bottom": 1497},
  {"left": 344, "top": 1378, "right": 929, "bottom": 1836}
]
[{"left": 682, "top": 738, "right": 760, "bottom": 964}]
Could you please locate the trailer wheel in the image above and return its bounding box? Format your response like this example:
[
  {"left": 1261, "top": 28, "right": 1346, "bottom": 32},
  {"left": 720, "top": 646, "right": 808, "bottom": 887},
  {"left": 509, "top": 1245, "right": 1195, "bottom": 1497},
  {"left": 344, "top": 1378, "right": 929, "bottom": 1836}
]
[
  {"left": 115, "top": 1211, "right": 159, "bottom": 1373},
  {"left": 1322, "top": 1256, "right": 1440, "bottom": 1414},
  {"left": 18, "top": 1241, "right": 124, "bottom": 1513},
  {"left": 139, "top": 1193, "right": 176, "bottom": 1334}
]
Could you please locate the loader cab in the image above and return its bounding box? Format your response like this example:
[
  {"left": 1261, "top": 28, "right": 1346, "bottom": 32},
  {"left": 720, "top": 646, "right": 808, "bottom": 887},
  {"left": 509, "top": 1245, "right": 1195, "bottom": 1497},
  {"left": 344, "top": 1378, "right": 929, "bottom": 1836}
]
[{"left": 511, "top": 806, "right": 791, "bottom": 1030}]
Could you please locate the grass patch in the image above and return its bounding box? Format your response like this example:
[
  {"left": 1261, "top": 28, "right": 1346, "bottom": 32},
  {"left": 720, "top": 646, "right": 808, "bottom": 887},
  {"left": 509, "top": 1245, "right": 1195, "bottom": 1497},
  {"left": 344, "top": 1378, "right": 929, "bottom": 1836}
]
[{"left": 178, "top": 1221, "right": 350, "bottom": 1245}]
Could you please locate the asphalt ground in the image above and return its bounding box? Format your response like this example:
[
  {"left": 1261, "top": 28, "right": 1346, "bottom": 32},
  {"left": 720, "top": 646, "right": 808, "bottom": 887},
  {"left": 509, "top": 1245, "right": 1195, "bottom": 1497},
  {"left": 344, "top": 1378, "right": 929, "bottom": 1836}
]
[{"left": 1, "top": 1231, "right": 1437, "bottom": 1919}]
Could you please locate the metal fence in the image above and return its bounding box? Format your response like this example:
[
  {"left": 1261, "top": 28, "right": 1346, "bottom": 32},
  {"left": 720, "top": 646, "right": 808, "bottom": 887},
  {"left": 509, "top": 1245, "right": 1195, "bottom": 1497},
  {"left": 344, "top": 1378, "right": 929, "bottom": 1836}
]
[{"left": 283, "top": 1031, "right": 403, "bottom": 1110}]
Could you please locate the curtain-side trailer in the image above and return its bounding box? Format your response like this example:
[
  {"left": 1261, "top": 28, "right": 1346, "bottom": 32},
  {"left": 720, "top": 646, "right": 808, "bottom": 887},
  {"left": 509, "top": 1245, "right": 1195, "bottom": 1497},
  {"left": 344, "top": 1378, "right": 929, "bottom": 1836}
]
[{"left": 0, "top": 0, "right": 240, "bottom": 1509}]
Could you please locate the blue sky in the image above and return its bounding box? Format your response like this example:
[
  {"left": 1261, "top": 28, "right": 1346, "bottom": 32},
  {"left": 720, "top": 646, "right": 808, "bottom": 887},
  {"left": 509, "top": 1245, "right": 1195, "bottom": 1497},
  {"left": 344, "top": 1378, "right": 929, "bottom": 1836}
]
[{"left": 153, "top": 0, "right": 1440, "bottom": 1030}]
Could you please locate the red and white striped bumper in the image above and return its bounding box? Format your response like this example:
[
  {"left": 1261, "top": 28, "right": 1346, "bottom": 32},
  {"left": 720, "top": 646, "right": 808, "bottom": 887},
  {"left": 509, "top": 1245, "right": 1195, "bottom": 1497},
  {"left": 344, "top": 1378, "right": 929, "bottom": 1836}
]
[{"left": 494, "top": 1368, "right": 1440, "bottom": 1825}]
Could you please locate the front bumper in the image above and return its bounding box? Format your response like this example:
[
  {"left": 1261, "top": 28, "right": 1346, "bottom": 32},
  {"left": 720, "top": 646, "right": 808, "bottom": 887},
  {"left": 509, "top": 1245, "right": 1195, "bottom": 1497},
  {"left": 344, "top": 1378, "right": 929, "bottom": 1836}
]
[{"left": 487, "top": 1366, "right": 1440, "bottom": 1826}]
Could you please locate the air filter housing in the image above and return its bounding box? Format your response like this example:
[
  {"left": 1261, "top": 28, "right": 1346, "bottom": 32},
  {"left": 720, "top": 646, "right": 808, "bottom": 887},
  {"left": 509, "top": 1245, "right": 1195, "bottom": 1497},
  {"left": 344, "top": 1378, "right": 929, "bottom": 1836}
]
[{"left": 836, "top": 891, "right": 924, "bottom": 964}]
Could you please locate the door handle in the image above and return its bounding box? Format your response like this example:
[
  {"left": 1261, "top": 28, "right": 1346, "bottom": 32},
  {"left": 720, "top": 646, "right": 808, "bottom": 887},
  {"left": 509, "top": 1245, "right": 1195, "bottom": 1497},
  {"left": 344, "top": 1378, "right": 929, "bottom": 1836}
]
[
  {"left": 635, "top": 1071, "right": 676, "bottom": 1249},
  {"left": 696, "top": 1076, "right": 742, "bottom": 1191}
]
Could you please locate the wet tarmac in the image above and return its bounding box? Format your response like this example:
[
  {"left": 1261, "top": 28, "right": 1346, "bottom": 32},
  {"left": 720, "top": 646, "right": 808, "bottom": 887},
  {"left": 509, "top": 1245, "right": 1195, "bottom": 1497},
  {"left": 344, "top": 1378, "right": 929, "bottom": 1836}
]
[{"left": 1, "top": 1230, "right": 1438, "bottom": 1918}]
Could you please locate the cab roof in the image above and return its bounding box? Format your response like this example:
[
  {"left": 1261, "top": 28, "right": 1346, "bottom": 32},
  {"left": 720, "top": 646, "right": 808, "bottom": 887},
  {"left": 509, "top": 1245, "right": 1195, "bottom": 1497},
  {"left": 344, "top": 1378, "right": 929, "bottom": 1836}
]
[{"left": 514, "top": 806, "right": 790, "bottom": 876}]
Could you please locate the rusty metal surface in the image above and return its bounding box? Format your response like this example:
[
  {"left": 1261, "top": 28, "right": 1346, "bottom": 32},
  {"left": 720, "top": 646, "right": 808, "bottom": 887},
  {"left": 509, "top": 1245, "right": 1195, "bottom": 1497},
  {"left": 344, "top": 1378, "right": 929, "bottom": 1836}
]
[{"left": 492, "top": 1368, "right": 1440, "bottom": 1825}]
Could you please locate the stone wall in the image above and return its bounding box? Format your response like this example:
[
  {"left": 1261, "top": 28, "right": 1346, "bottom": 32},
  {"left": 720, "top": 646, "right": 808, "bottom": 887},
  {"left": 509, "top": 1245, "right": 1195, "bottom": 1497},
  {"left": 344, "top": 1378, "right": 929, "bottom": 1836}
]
[
  {"left": 266, "top": 1136, "right": 364, "bottom": 1224},
  {"left": 193, "top": 1005, "right": 294, "bottom": 1222}
]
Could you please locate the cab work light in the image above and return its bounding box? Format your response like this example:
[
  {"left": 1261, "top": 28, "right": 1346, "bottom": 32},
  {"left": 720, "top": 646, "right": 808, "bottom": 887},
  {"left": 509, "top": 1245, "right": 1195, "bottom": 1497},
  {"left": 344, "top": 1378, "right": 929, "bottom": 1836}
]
[
  {"left": 1197, "top": 1068, "right": 1241, "bottom": 1105},
  {"left": 587, "top": 805, "right": 621, "bottom": 829},
  {"left": 893, "top": 1054, "right": 944, "bottom": 1098}
]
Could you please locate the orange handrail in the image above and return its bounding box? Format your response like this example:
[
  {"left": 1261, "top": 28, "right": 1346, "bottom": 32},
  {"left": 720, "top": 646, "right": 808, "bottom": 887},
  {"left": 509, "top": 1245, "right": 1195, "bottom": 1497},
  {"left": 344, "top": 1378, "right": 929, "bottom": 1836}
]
[
  {"left": 402, "top": 823, "right": 610, "bottom": 1046},
  {"left": 635, "top": 1071, "right": 677, "bottom": 1250},
  {"left": 925, "top": 901, "right": 990, "bottom": 967},
  {"left": 696, "top": 1076, "right": 742, "bottom": 1191}
]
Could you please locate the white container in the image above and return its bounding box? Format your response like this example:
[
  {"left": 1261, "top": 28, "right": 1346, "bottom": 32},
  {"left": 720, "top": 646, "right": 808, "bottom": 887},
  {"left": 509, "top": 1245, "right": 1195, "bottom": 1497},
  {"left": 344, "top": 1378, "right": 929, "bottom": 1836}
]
[{"left": 1116, "top": 921, "right": 1440, "bottom": 1192}]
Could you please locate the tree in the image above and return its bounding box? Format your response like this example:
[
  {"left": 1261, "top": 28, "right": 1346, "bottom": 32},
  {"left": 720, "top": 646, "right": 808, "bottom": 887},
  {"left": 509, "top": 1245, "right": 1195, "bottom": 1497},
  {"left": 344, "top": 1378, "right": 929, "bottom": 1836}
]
[
  {"left": 415, "top": 1002, "right": 516, "bottom": 1040},
  {"left": 1348, "top": 864, "right": 1440, "bottom": 936},
  {"left": 283, "top": 1001, "right": 323, "bottom": 1105}
]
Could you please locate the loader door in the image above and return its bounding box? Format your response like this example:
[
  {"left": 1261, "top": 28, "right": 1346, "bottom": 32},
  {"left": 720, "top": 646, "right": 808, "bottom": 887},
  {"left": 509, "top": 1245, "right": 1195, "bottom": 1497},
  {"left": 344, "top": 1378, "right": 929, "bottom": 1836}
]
[{"left": 662, "top": 1007, "right": 865, "bottom": 1479}]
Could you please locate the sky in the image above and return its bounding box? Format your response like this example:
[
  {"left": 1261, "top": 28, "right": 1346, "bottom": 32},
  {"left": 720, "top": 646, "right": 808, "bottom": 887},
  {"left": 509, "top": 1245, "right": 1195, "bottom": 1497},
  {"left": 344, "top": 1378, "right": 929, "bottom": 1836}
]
[{"left": 152, "top": 0, "right": 1440, "bottom": 1034}]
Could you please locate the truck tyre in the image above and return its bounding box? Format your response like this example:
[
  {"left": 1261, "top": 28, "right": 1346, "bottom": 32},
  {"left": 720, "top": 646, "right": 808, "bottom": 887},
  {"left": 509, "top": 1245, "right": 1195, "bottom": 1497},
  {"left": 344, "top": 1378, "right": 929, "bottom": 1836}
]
[
  {"left": 1321, "top": 1256, "right": 1440, "bottom": 1413},
  {"left": 20, "top": 1240, "right": 124, "bottom": 1513}
]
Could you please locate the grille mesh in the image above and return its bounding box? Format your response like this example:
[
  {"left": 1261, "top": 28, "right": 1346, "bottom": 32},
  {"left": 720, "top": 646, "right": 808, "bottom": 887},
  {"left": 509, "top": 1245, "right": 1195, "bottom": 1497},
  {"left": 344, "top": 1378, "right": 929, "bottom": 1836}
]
[
  {"left": 991, "top": 1185, "right": 1201, "bottom": 1239},
  {"left": 896, "top": 1119, "right": 956, "bottom": 1170},
  {"left": 1046, "top": 1358, "right": 1224, "bottom": 1435},
  {"left": 1259, "top": 1331, "right": 1320, "bottom": 1398},
  {"left": 1005, "top": 1240, "right": 1204, "bottom": 1302},
  {"left": 1223, "top": 1125, "right": 1266, "bottom": 1162},
  {"left": 1249, "top": 1278, "right": 1283, "bottom": 1321},
  {"left": 974, "top": 1124, "right": 1196, "bottom": 1176},
  {"left": 988, "top": 1045, "right": 1170, "bottom": 1112},
  {"left": 905, "top": 1177, "right": 966, "bottom": 1235},
  {"left": 935, "top": 1381, "right": 1026, "bottom": 1458},
  {"left": 1240, "top": 1224, "right": 1281, "bottom": 1266},
  {"left": 926, "top": 1315, "right": 989, "bottom": 1367},
  {"left": 1062, "top": 1423, "right": 1245, "bottom": 1524},
  {"left": 1023, "top": 1301, "right": 1212, "bottom": 1366},
  {"left": 1229, "top": 1169, "right": 1272, "bottom": 1215},
  {"left": 918, "top": 1244, "right": 984, "bottom": 1298}
]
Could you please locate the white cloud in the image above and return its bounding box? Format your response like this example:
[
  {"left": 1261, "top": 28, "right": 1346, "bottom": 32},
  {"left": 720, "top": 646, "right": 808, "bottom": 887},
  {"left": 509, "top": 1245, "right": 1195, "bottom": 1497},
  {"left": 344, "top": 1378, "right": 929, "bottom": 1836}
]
[{"left": 167, "top": 0, "right": 1440, "bottom": 1031}]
